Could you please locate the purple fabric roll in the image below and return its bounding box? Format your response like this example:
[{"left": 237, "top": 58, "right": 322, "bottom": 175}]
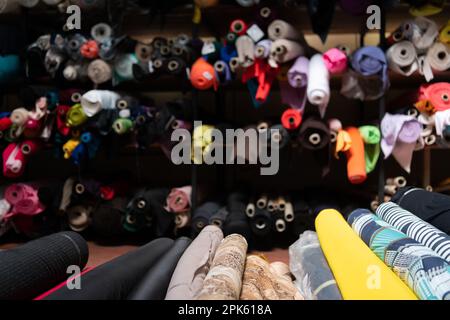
[
  {"left": 280, "top": 80, "right": 307, "bottom": 110},
  {"left": 287, "top": 56, "right": 309, "bottom": 88}
]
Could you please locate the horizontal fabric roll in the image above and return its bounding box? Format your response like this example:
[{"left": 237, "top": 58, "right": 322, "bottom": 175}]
[
  {"left": 41, "top": 238, "right": 174, "bottom": 300},
  {"left": 386, "top": 41, "right": 418, "bottom": 76},
  {"left": 267, "top": 19, "right": 301, "bottom": 41},
  {"left": 315, "top": 209, "right": 417, "bottom": 300},
  {"left": 191, "top": 201, "right": 221, "bottom": 235},
  {"left": 392, "top": 187, "right": 450, "bottom": 234},
  {"left": 165, "top": 226, "right": 223, "bottom": 300},
  {"left": 269, "top": 39, "right": 304, "bottom": 65},
  {"left": 196, "top": 234, "right": 248, "bottom": 300},
  {"left": 416, "top": 82, "right": 450, "bottom": 112},
  {"left": 376, "top": 202, "right": 450, "bottom": 262},
  {"left": 323, "top": 48, "right": 347, "bottom": 74},
  {"left": 426, "top": 42, "right": 450, "bottom": 72},
  {"left": 0, "top": 232, "right": 88, "bottom": 300},
  {"left": 127, "top": 237, "right": 192, "bottom": 300},
  {"left": 165, "top": 186, "right": 192, "bottom": 214},
  {"left": 289, "top": 231, "right": 342, "bottom": 300},
  {"left": 269, "top": 261, "right": 303, "bottom": 300},
  {"left": 348, "top": 209, "right": 450, "bottom": 300}
]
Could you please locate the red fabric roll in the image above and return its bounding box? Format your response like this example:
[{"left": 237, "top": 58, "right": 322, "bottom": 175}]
[
  {"left": 417, "top": 82, "right": 450, "bottom": 112},
  {"left": 230, "top": 19, "right": 248, "bottom": 36},
  {"left": 3, "top": 143, "right": 26, "bottom": 178},
  {"left": 0, "top": 117, "right": 12, "bottom": 131},
  {"left": 345, "top": 127, "right": 367, "bottom": 185},
  {"left": 56, "top": 105, "right": 71, "bottom": 136},
  {"left": 281, "top": 108, "right": 302, "bottom": 130},
  {"left": 80, "top": 40, "right": 99, "bottom": 59}
]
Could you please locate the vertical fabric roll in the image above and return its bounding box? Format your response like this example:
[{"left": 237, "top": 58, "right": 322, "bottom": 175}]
[
  {"left": 165, "top": 226, "right": 224, "bottom": 300},
  {"left": 307, "top": 54, "right": 330, "bottom": 118},
  {"left": 376, "top": 202, "right": 450, "bottom": 262},
  {"left": 289, "top": 231, "right": 342, "bottom": 300},
  {"left": 0, "top": 232, "right": 88, "bottom": 300},
  {"left": 282, "top": 56, "right": 308, "bottom": 111},
  {"left": 392, "top": 187, "right": 450, "bottom": 234},
  {"left": 40, "top": 238, "right": 174, "bottom": 300},
  {"left": 315, "top": 209, "right": 417, "bottom": 300},
  {"left": 381, "top": 113, "right": 422, "bottom": 173},
  {"left": 348, "top": 209, "right": 450, "bottom": 300},
  {"left": 358, "top": 125, "right": 381, "bottom": 174},
  {"left": 235, "top": 35, "right": 255, "bottom": 68},
  {"left": 345, "top": 127, "right": 367, "bottom": 184},
  {"left": 196, "top": 234, "right": 248, "bottom": 300},
  {"left": 127, "top": 237, "right": 192, "bottom": 300}
]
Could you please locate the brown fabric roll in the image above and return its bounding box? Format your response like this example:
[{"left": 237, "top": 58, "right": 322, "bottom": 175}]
[
  {"left": 270, "top": 262, "right": 304, "bottom": 300},
  {"left": 196, "top": 234, "right": 247, "bottom": 300}
]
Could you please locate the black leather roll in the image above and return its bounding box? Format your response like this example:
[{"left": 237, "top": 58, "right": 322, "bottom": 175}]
[
  {"left": 127, "top": 237, "right": 192, "bottom": 300},
  {"left": 43, "top": 238, "right": 174, "bottom": 300},
  {"left": 0, "top": 232, "right": 89, "bottom": 300}
]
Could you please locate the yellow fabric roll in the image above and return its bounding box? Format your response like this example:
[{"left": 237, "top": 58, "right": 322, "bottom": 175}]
[
  {"left": 315, "top": 209, "right": 417, "bottom": 300},
  {"left": 440, "top": 21, "right": 450, "bottom": 45}
]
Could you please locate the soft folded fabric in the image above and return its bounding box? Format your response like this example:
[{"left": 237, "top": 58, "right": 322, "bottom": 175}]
[
  {"left": 358, "top": 125, "right": 381, "bottom": 173},
  {"left": 289, "top": 231, "right": 342, "bottom": 300},
  {"left": 315, "top": 209, "right": 417, "bottom": 300},
  {"left": 81, "top": 90, "right": 120, "bottom": 117},
  {"left": 348, "top": 209, "right": 450, "bottom": 300},
  {"left": 345, "top": 127, "right": 366, "bottom": 184},
  {"left": 196, "top": 234, "right": 248, "bottom": 300},
  {"left": 376, "top": 202, "right": 450, "bottom": 262},
  {"left": 391, "top": 187, "right": 450, "bottom": 234},
  {"left": 306, "top": 54, "right": 330, "bottom": 118},
  {"left": 165, "top": 226, "right": 223, "bottom": 300}
]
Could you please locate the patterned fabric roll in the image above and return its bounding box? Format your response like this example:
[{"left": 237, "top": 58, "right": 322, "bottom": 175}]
[
  {"left": 240, "top": 255, "right": 278, "bottom": 300},
  {"left": 196, "top": 234, "right": 247, "bottom": 300},
  {"left": 376, "top": 202, "right": 450, "bottom": 262},
  {"left": 348, "top": 209, "right": 450, "bottom": 300}
]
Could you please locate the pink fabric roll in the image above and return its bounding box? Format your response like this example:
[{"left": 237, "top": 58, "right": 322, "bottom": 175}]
[
  {"left": 4, "top": 184, "right": 45, "bottom": 217},
  {"left": 323, "top": 48, "right": 348, "bottom": 74},
  {"left": 165, "top": 186, "right": 192, "bottom": 213}
]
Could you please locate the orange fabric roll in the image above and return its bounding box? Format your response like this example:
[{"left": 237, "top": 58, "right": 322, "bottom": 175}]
[
  {"left": 190, "top": 58, "right": 218, "bottom": 91},
  {"left": 345, "top": 127, "right": 367, "bottom": 184}
]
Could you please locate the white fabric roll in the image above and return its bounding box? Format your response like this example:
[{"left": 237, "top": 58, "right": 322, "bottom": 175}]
[
  {"left": 404, "top": 17, "right": 439, "bottom": 51},
  {"left": 81, "top": 90, "right": 120, "bottom": 117},
  {"left": 427, "top": 42, "right": 450, "bottom": 72},
  {"left": 307, "top": 54, "right": 330, "bottom": 118},
  {"left": 434, "top": 110, "right": 450, "bottom": 137},
  {"left": 269, "top": 39, "right": 304, "bottom": 65},
  {"left": 235, "top": 35, "right": 255, "bottom": 68},
  {"left": 387, "top": 41, "right": 418, "bottom": 76}
]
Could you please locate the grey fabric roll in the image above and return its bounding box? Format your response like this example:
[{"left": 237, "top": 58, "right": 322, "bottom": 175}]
[
  {"left": 165, "top": 226, "right": 224, "bottom": 300},
  {"left": 127, "top": 237, "right": 192, "bottom": 300},
  {"left": 289, "top": 231, "right": 342, "bottom": 300}
]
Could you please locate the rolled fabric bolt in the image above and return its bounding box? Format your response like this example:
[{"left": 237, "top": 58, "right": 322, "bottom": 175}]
[
  {"left": 246, "top": 203, "right": 255, "bottom": 218},
  {"left": 165, "top": 186, "right": 191, "bottom": 214},
  {"left": 174, "top": 212, "right": 190, "bottom": 230},
  {"left": 63, "top": 139, "right": 80, "bottom": 159},
  {"left": 20, "top": 140, "right": 39, "bottom": 156},
  {"left": 403, "top": 17, "right": 439, "bottom": 51},
  {"left": 386, "top": 176, "right": 407, "bottom": 188},
  {"left": 386, "top": 41, "right": 418, "bottom": 76},
  {"left": 281, "top": 108, "right": 302, "bottom": 130},
  {"left": 328, "top": 118, "right": 342, "bottom": 133},
  {"left": 229, "top": 57, "right": 241, "bottom": 73},
  {"left": 190, "top": 58, "right": 218, "bottom": 91},
  {"left": 3, "top": 143, "right": 25, "bottom": 178},
  {"left": 323, "top": 48, "right": 347, "bottom": 74},
  {"left": 230, "top": 19, "right": 247, "bottom": 35},
  {"left": 254, "top": 39, "right": 272, "bottom": 59},
  {"left": 334, "top": 130, "right": 352, "bottom": 159},
  {"left": 80, "top": 40, "right": 99, "bottom": 59},
  {"left": 381, "top": 113, "right": 422, "bottom": 173},
  {"left": 275, "top": 219, "right": 286, "bottom": 233},
  {"left": 345, "top": 127, "right": 367, "bottom": 184},
  {"left": 10, "top": 108, "right": 29, "bottom": 126},
  {"left": 257, "top": 194, "right": 268, "bottom": 209},
  {"left": 191, "top": 202, "right": 221, "bottom": 235},
  {"left": 44, "top": 48, "right": 65, "bottom": 75},
  {"left": 135, "top": 42, "right": 152, "bottom": 62},
  {"left": 287, "top": 56, "right": 309, "bottom": 89},
  {"left": 67, "top": 205, "right": 92, "bottom": 232},
  {"left": 284, "top": 202, "right": 294, "bottom": 222},
  {"left": 434, "top": 109, "right": 450, "bottom": 137},
  {"left": 214, "top": 60, "right": 231, "bottom": 84},
  {"left": 81, "top": 90, "right": 120, "bottom": 117},
  {"left": 277, "top": 196, "right": 286, "bottom": 212},
  {"left": 384, "top": 184, "right": 398, "bottom": 196},
  {"left": 91, "top": 23, "right": 112, "bottom": 43},
  {"left": 115, "top": 54, "right": 139, "bottom": 82},
  {"left": 0, "top": 117, "right": 12, "bottom": 131},
  {"left": 427, "top": 42, "right": 450, "bottom": 72},
  {"left": 236, "top": 35, "right": 255, "bottom": 68},
  {"left": 269, "top": 124, "right": 290, "bottom": 149},
  {"left": 440, "top": 21, "right": 450, "bottom": 45},
  {"left": 307, "top": 54, "right": 330, "bottom": 118},
  {"left": 425, "top": 134, "right": 436, "bottom": 145},
  {"left": 270, "top": 39, "right": 304, "bottom": 65},
  {"left": 209, "top": 207, "right": 229, "bottom": 229},
  {"left": 267, "top": 199, "right": 277, "bottom": 212},
  {"left": 240, "top": 255, "right": 278, "bottom": 300},
  {"left": 66, "top": 104, "right": 87, "bottom": 127},
  {"left": 167, "top": 57, "right": 186, "bottom": 76},
  {"left": 87, "top": 59, "right": 112, "bottom": 84},
  {"left": 251, "top": 207, "right": 272, "bottom": 236},
  {"left": 358, "top": 125, "right": 381, "bottom": 174},
  {"left": 112, "top": 118, "right": 133, "bottom": 135},
  {"left": 196, "top": 234, "right": 248, "bottom": 300},
  {"left": 268, "top": 19, "right": 300, "bottom": 41},
  {"left": 416, "top": 82, "right": 450, "bottom": 113}
]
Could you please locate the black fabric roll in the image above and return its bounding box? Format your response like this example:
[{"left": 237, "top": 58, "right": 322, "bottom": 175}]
[
  {"left": 392, "top": 187, "right": 450, "bottom": 234},
  {"left": 224, "top": 192, "right": 252, "bottom": 242},
  {"left": 250, "top": 207, "right": 272, "bottom": 237},
  {"left": 209, "top": 206, "right": 230, "bottom": 229},
  {"left": 166, "top": 57, "right": 187, "bottom": 76},
  {"left": 0, "top": 232, "right": 88, "bottom": 300},
  {"left": 127, "top": 237, "right": 192, "bottom": 300},
  {"left": 292, "top": 198, "right": 314, "bottom": 235},
  {"left": 89, "top": 109, "right": 120, "bottom": 136},
  {"left": 298, "top": 116, "right": 331, "bottom": 177},
  {"left": 269, "top": 124, "right": 291, "bottom": 149},
  {"left": 191, "top": 201, "right": 221, "bottom": 236},
  {"left": 43, "top": 238, "right": 174, "bottom": 300},
  {"left": 91, "top": 197, "right": 128, "bottom": 237}
]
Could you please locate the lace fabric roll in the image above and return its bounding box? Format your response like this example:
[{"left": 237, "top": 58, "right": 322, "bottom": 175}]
[
  {"left": 240, "top": 255, "right": 280, "bottom": 300},
  {"left": 289, "top": 231, "right": 342, "bottom": 300},
  {"left": 196, "top": 234, "right": 248, "bottom": 300},
  {"left": 166, "top": 225, "right": 224, "bottom": 300},
  {"left": 269, "top": 261, "right": 303, "bottom": 300}
]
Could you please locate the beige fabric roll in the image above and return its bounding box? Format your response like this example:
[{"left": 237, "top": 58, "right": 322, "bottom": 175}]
[
  {"left": 427, "top": 42, "right": 450, "bottom": 72},
  {"left": 235, "top": 35, "right": 255, "bottom": 68},
  {"left": 10, "top": 108, "right": 29, "bottom": 126},
  {"left": 196, "top": 234, "right": 248, "bottom": 300},
  {"left": 268, "top": 19, "right": 301, "bottom": 41},
  {"left": 269, "top": 39, "right": 304, "bottom": 65},
  {"left": 87, "top": 59, "right": 112, "bottom": 84},
  {"left": 270, "top": 262, "right": 304, "bottom": 300}
]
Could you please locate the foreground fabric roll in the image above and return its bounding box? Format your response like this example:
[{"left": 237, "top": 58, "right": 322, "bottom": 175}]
[
  {"left": 376, "top": 202, "right": 450, "bottom": 262},
  {"left": 127, "top": 237, "right": 192, "bottom": 300},
  {"left": 289, "top": 231, "right": 342, "bottom": 300},
  {"left": 240, "top": 255, "right": 302, "bottom": 300},
  {"left": 165, "top": 226, "right": 223, "bottom": 300},
  {"left": 345, "top": 127, "right": 366, "bottom": 184},
  {"left": 40, "top": 238, "right": 174, "bottom": 300},
  {"left": 0, "top": 232, "right": 88, "bottom": 300},
  {"left": 315, "top": 209, "right": 417, "bottom": 300},
  {"left": 196, "top": 234, "right": 248, "bottom": 300},
  {"left": 392, "top": 187, "right": 450, "bottom": 234},
  {"left": 348, "top": 209, "right": 450, "bottom": 300}
]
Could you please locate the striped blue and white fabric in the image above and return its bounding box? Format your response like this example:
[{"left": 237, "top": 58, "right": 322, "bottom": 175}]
[
  {"left": 348, "top": 208, "right": 450, "bottom": 300},
  {"left": 376, "top": 202, "right": 450, "bottom": 263}
]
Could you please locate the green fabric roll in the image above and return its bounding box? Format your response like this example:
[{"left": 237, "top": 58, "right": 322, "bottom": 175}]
[
  {"left": 66, "top": 104, "right": 88, "bottom": 127},
  {"left": 113, "top": 118, "right": 134, "bottom": 135},
  {"left": 358, "top": 125, "right": 381, "bottom": 174}
]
